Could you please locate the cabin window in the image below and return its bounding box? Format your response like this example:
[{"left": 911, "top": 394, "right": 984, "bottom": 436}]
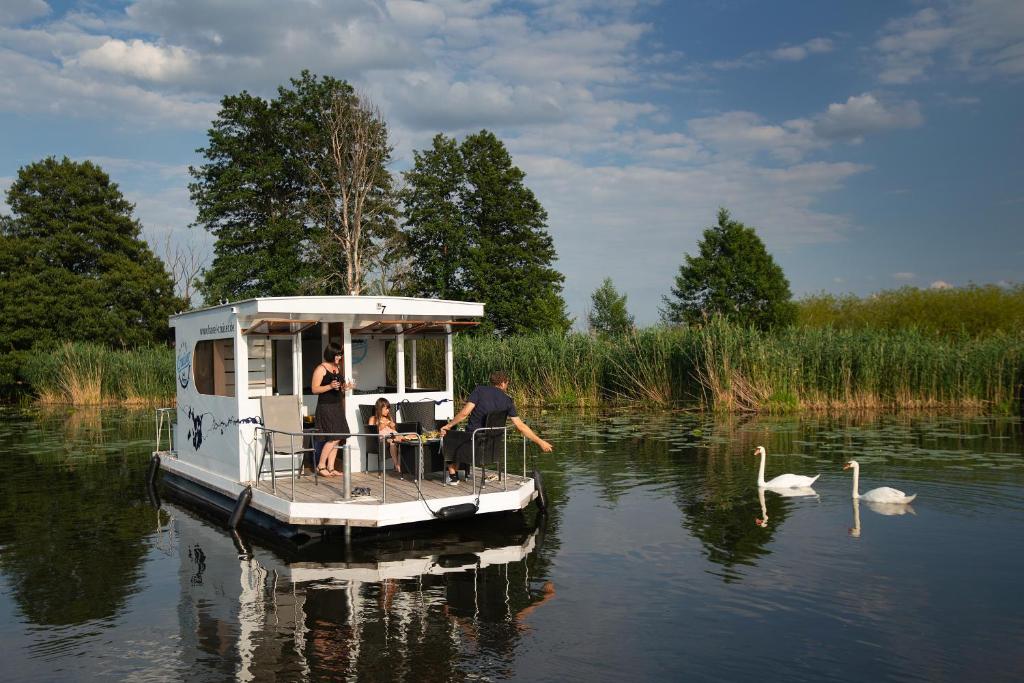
[
  {"left": 246, "top": 335, "right": 298, "bottom": 397},
  {"left": 384, "top": 337, "right": 445, "bottom": 391},
  {"left": 193, "top": 339, "right": 235, "bottom": 397}
]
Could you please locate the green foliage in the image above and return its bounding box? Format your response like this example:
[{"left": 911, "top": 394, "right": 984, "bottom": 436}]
[
  {"left": 191, "top": 70, "right": 396, "bottom": 301},
  {"left": 402, "top": 130, "right": 569, "bottom": 334},
  {"left": 662, "top": 208, "right": 796, "bottom": 330},
  {"left": 797, "top": 284, "right": 1024, "bottom": 338},
  {"left": 0, "top": 157, "right": 179, "bottom": 386},
  {"left": 588, "top": 277, "right": 634, "bottom": 336}
]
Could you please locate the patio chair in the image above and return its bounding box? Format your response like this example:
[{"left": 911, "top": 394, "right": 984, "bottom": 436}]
[
  {"left": 443, "top": 410, "right": 508, "bottom": 479},
  {"left": 397, "top": 400, "right": 442, "bottom": 432},
  {"left": 258, "top": 395, "right": 316, "bottom": 484}
]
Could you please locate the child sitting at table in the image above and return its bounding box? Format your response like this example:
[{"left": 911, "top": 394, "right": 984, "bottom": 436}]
[{"left": 368, "top": 397, "right": 404, "bottom": 478}]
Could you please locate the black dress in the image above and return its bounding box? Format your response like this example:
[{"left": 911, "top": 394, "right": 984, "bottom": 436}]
[{"left": 314, "top": 366, "right": 349, "bottom": 443}]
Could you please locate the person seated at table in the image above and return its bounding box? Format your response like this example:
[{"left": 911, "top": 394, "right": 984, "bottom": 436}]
[
  {"left": 368, "top": 397, "right": 405, "bottom": 478},
  {"left": 439, "top": 370, "right": 553, "bottom": 485}
]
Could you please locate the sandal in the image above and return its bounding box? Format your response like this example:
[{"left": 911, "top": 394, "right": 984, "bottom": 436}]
[
  {"left": 327, "top": 469, "right": 343, "bottom": 477},
  {"left": 317, "top": 467, "right": 330, "bottom": 477}
]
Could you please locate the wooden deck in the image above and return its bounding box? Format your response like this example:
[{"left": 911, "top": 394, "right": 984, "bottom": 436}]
[{"left": 255, "top": 467, "right": 530, "bottom": 506}]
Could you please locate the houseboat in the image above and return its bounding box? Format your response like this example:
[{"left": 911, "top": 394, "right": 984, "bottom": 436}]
[{"left": 152, "top": 296, "right": 543, "bottom": 544}]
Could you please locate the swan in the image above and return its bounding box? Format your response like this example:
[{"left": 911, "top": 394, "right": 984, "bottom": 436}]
[
  {"left": 754, "top": 446, "right": 820, "bottom": 489},
  {"left": 842, "top": 460, "right": 916, "bottom": 504}
]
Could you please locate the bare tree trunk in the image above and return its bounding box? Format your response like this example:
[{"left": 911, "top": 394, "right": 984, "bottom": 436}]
[
  {"left": 304, "top": 90, "right": 390, "bottom": 295},
  {"left": 159, "top": 231, "right": 206, "bottom": 308}
]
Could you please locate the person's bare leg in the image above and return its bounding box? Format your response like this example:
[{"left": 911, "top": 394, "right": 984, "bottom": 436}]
[
  {"left": 321, "top": 440, "right": 341, "bottom": 476},
  {"left": 390, "top": 443, "right": 402, "bottom": 475}
]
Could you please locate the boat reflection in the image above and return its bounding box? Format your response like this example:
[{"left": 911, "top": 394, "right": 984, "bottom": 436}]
[{"left": 164, "top": 502, "right": 550, "bottom": 680}]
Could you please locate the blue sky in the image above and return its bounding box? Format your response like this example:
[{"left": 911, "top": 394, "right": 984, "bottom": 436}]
[{"left": 1, "top": 0, "right": 1022, "bottom": 324}]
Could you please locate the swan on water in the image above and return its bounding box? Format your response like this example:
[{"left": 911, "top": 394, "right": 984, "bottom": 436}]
[
  {"left": 754, "top": 446, "right": 820, "bottom": 489},
  {"left": 842, "top": 460, "right": 916, "bottom": 504}
]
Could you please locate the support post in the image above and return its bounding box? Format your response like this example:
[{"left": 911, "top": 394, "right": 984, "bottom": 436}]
[{"left": 396, "top": 328, "right": 406, "bottom": 394}]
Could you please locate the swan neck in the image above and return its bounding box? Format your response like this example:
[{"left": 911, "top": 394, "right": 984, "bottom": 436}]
[
  {"left": 851, "top": 465, "right": 860, "bottom": 498},
  {"left": 757, "top": 450, "right": 766, "bottom": 486}
]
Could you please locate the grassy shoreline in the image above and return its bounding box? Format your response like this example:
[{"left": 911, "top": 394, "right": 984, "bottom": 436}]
[{"left": 19, "top": 321, "right": 1024, "bottom": 414}]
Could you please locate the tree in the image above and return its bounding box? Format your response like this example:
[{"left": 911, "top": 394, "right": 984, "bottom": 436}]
[
  {"left": 402, "top": 131, "right": 569, "bottom": 334},
  {"left": 588, "top": 278, "right": 634, "bottom": 336},
  {"left": 190, "top": 71, "right": 397, "bottom": 300},
  {"left": 286, "top": 76, "right": 396, "bottom": 295},
  {"left": 189, "top": 89, "right": 314, "bottom": 302},
  {"left": 662, "top": 208, "right": 796, "bottom": 329},
  {"left": 0, "top": 157, "right": 179, "bottom": 383}
]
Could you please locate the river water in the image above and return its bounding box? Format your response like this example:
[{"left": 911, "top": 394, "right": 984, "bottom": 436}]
[{"left": 0, "top": 407, "right": 1022, "bottom": 682}]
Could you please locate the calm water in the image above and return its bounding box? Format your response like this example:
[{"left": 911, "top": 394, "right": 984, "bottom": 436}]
[{"left": 0, "top": 407, "right": 1022, "bottom": 682}]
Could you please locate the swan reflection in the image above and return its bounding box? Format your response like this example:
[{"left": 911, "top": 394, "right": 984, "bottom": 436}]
[
  {"left": 755, "top": 486, "right": 817, "bottom": 527},
  {"left": 849, "top": 498, "right": 917, "bottom": 537}
]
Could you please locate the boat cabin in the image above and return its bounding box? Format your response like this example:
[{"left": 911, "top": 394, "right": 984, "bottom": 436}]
[{"left": 156, "top": 295, "right": 540, "bottom": 536}]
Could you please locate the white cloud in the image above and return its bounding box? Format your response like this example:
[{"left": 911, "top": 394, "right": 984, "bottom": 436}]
[
  {"left": 930, "top": 280, "right": 953, "bottom": 289},
  {"left": 685, "top": 93, "right": 921, "bottom": 161},
  {"left": 770, "top": 37, "right": 834, "bottom": 62},
  {"left": 0, "top": 0, "right": 49, "bottom": 26},
  {"left": 72, "top": 38, "right": 197, "bottom": 81},
  {"left": 0, "top": 48, "right": 217, "bottom": 128},
  {"left": 876, "top": 1, "right": 1024, "bottom": 83},
  {"left": 715, "top": 36, "right": 834, "bottom": 70},
  {"left": 893, "top": 272, "right": 916, "bottom": 281},
  {"left": 813, "top": 93, "right": 923, "bottom": 142}
]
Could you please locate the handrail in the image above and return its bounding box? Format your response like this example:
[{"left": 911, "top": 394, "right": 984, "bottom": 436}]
[
  {"left": 469, "top": 425, "right": 508, "bottom": 492},
  {"left": 254, "top": 428, "right": 423, "bottom": 503},
  {"left": 154, "top": 407, "right": 176, "bottom": 455}
]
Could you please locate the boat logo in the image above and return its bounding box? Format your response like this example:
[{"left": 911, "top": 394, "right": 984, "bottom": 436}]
[{"left": 176, "top": 342, "right": 192, "bottom": 389}]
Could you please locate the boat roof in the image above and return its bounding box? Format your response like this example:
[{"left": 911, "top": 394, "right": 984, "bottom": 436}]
[{"left": 170, "top": 295, "right": 485, "bottom": 327}]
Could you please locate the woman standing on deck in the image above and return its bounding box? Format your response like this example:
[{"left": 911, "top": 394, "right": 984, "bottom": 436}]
[{"left": 311, "top": 342, "right": 355, "bottom": 477}]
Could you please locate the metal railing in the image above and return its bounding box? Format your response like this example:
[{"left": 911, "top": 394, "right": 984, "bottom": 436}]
[
  {"left": 154, "top": 408, "right": 176, "bottom": 456},
  {"left": 469, "top": 426, "right": 509, "bottom": 491},
  {"left": 253, "top": 428, "right": 425, "bottom": 503},
  {"left": 253, "top": 426, "right": 525, "bottom": 502}
]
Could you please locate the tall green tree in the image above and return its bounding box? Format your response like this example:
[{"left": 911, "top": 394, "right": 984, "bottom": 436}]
[
  {"left": 190, "top": 70, "right": 397, "bottom": 301},
  {"left": 402, "top": 130, "right": 569, "bottom": 334},
  {"left": 0, "top": 157, "right": 178, "bottom": 383},
  {"left": 588, "top": 277, "right": 634, "bottom": 336},
  {"left": 662, "top": 208, "right": 796, "bottom": 330},
  {"left": 190, "top": 89, "right": 312, "bottom": 302}
]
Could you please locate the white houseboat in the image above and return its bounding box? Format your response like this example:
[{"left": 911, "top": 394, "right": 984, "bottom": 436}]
[{"left": 152, "top": 296, "right": 543, "bottom": 544}]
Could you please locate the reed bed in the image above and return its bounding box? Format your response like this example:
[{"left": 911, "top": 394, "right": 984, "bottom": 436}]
[
  {"left": 454, "top": 320, "right": 1024, "bottom": 413},
  {"left": 21, "top": 342, "right": 176, "bottom": 406},
  {"left": 19, "top": 321, "right": 1024, "bottom": 413}
]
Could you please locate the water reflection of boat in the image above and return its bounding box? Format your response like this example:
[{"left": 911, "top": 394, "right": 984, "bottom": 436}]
[{"left": 163, "top": 500, "right": 549, "bottom": 680}]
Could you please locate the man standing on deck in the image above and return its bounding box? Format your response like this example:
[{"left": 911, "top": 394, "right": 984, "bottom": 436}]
[{"left": 439, "top": 371, "right": 553, "bottom": 484}]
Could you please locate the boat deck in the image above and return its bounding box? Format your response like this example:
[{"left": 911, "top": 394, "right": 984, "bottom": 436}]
[
  {"left": 255, "top": 467, "right": 530, "bottom": 506},
  {"left": 158, "top": 453, "right": 537, "bottom": 529}
]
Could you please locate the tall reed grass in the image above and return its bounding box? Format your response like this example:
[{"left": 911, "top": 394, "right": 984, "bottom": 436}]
[
  {"left": 20, "top": 321, "right": 1024, "bottom": 413},
  {"left": 21, "top": 341, "right": 175, "bottom": 406},
  {"left": 454, "top": 319, "right": 1024, "bottom": 413}
]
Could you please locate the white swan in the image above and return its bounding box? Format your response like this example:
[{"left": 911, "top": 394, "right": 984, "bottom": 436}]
[
  {"left": 754, "top": 446, "right": 820, "bottom": 489},
  {"left": 843, "top": 460, "right": 916, "bottom": 504}
]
